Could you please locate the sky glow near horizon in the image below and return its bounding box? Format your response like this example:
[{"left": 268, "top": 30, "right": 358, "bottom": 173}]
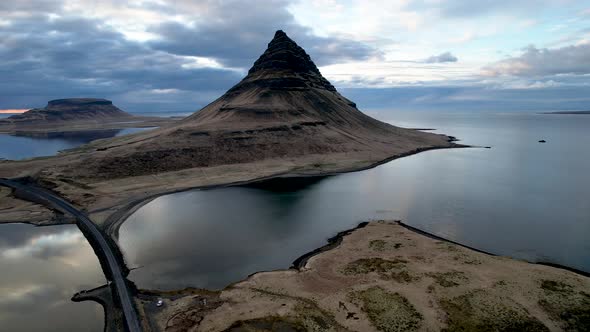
[
  {"left": 1, "top": 0, "right": 589, "bottom": 112},
  {"left": 0, "top": 109, "right": 28, "bottom": 113}
]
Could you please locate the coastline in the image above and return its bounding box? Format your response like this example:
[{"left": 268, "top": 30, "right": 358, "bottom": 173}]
[
  {"left": 4, "top": 141, "right": 590, "bottom": 330},
  {"left": 102, "top": 142, "right": 468, "bottom": 241},
  {"left": 143, "top": 220, "right": 590, "bottom": 331},
  {"left": 0, "top": 115, "right": 178, "bottom": 135},
  {"left": 291, "top": 220, "right": 590, "bottom": 279}
]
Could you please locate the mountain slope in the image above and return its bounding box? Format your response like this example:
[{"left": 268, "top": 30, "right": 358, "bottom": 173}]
[
  {"left": 65, "top": 30, "right": 454, "bottom": 179},
  {"left": 0, "top": 98, "right": 131, "bottom": 125}
]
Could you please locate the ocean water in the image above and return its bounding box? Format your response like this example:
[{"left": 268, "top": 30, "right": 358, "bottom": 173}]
[
  {"left": 0, "top": 224, "right": 104, "bottom": 331},
  {"left": 0, "top": 127, "right": 155, "bottom": 160},
  {"left": 119, "top": 110, "right": 590, "bottom": 290}
]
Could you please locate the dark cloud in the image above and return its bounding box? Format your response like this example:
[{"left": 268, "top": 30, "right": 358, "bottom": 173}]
[
  {"left": 0, "top": 14, "right": 243, "bottom": 111},
  {"left": 148, "top": 0, "right": 379, "bottom": 67},
  {"left": 0, "top": 0, "right": 377, "bottom": 112},
  {"left": 425, "top": 52, "right": 458, "bottom": 63},
  {"left": 484, "top": 44, "right": 590, "bottom": 77},
  {"left": 0, "top": 0, "right": 586, "bottom": 113}
]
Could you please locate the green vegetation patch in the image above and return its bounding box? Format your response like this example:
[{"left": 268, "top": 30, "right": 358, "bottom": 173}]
[
  {"left": 350, "top": 287, "right": 422, "bottom": 332},
  {"left": 249, "top": 288, "right": 348, "bottom": 332},
  {"left": 342, "top": 258, "right": 407, "bottom": 276},
  {"left": 389, "top": 270, "right": 420, "bottom": 283},
  {"left": 493, "top": 280, "right": 507, "bottom": 287},
  {"left": 440, "top": 290, "right": 549, "bottom": 332},
  {"left": 540, "top": 279, "right": 573, "bottom": 294},
  {"left": 223, "top": 316, "right": 307, "bottom": 332},
  {"left": 293, "top": 303, "right": 345, "bottom": 331},
  {"left": 538, "top": 279, "right": 590, "bottom": 331},
  {"left": 436, "top": 242, "right": 460, "bottom": 252},
  {"left": 452, "top": 253, "right": 482, "bottom": 265},
  {"left": 369, "top": 240, "right": 387, "bottom": 251},
  {"left": 463, "top": 258, "right": 482, "bottom": 265},
  {"left": 223, "top": 305, "right": 348, "bottom": 332},
  {"left": 426, "top": 271, "right": 468, "bottom": 287},
  {"left": 369, "top": 239, "right": 403, "bottom": 251}
]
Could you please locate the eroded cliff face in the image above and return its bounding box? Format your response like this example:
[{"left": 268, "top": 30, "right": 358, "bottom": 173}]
[
  {"left": 46, "top": 30, "right": 452, "bottom": 180},
  {"left": 1, "top": 98, "right": 130, "bottom": 125}
]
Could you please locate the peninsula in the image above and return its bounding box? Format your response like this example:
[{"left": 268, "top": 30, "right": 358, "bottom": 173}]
[
  {"left": 0, "top": 30, "right": 459, "bottom": 227},
  {"left": 143, "top": 221, "right": 590, "bottom": 331}
]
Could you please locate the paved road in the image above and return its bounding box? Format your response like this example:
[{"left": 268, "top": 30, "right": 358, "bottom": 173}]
[{"left": 0, "top": 179, "right": 142, "bottom": 332}]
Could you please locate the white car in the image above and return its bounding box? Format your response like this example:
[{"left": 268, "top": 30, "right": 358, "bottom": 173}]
[{"left": 156, "top": 299, "right": 164, "bottom": 307}]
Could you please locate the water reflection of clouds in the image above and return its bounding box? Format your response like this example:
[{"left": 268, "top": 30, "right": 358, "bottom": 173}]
[
  {"left": 0, "top": 284, "right": 60, "bottom": 313},
  {"left": 0, "top": 224, "right": 104, "bottom": 331},
  {"left": 2, "top": 229, "right": 84, "bottom": 262}
]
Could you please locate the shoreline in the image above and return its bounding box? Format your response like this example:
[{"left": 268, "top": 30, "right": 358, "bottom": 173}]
[
  {"left": 103, "top": 142, "right": 469, "bottom": 241},
  {"left": 143, "top": 220, "right": 590, "bottom": 331},
  {"left": 0, "top": 115, "right": 178, "bottom": 136},
  {"left": 4, "top": 141, "right": 590, "bottom": 330},
  {"left": 290, "top": 220, "right": 590, "bottom": 279}
]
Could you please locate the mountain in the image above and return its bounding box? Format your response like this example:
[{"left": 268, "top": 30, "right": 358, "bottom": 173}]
[
  {"left": 0, "top": 99, "right": 130, "bottom": 125},
  {"left": 66, "top": 30, "right": 454, "bottom": 179}
]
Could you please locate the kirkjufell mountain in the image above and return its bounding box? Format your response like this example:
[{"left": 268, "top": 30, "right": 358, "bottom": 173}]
[{"left": 63, "top": 30, "right": 454, "bottom": 179}]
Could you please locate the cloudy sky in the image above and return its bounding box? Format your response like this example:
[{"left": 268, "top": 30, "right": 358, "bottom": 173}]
[{"left": 1, "top": 0, "right": 589, "bottom": 112}]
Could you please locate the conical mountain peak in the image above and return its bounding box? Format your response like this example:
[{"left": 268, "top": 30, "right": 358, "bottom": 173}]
[
  {"left": 244, "top": 30, "right": 336, "bottom": 91},
  {"left": 60, "top": 30, "right": 453, "bottom": 180}
]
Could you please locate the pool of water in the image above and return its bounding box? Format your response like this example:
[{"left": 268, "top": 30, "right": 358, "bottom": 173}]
[
  {"left": 0, "top": 223, "right": 104, "bottom": 331},
  {"left": 119, "top": 110, "right": 590, "bottom": 290},
  {"left": 0, "top": 127, "right": 154, "bottom": 160}
]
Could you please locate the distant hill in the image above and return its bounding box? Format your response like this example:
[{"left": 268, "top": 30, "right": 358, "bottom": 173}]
[
  {"left": 0, "top": 98, "right": 131, "bottom": 125},
  {"left": 66, "top": 30, "right": 455, "bottom": 179},
  {"left": 544, "top": 111, "right": 590, "bottom": 115}
]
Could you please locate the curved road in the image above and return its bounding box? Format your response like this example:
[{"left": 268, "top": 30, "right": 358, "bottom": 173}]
[{"left": 0, "top": 179, "right": 142, "bottom": 332}]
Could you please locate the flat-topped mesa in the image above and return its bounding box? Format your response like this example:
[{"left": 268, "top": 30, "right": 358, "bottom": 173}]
[
  {"left": 233, "top": 30, "right": 336, "bottom": 92},
  {"left": 1, "top": 98, "right": 130, "bottom": 125},
  {"left": 46, "top": 98, "right": 115, "bottom": 108}
]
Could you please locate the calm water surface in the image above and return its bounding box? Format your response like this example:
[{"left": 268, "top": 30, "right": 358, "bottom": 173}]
[
  {"left": 0, "top": 127, "right": 154, "bottom": 160},
  {"left": 0, "top": 224, "right": 104, "bottom": 331},
  {"left": 116, "top": 110, "right": 589, "bottom": 290}
]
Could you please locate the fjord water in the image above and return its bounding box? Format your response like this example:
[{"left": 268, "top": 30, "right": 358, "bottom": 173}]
[
  {"left": 0, "top": 224, "right": 104, "bottom": 331},
  {"left": 0, "top": 127, "right": 153, "bottom": 160},
  {"left": 119, "top": 111, "right": 590, "bottom": 290}
]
